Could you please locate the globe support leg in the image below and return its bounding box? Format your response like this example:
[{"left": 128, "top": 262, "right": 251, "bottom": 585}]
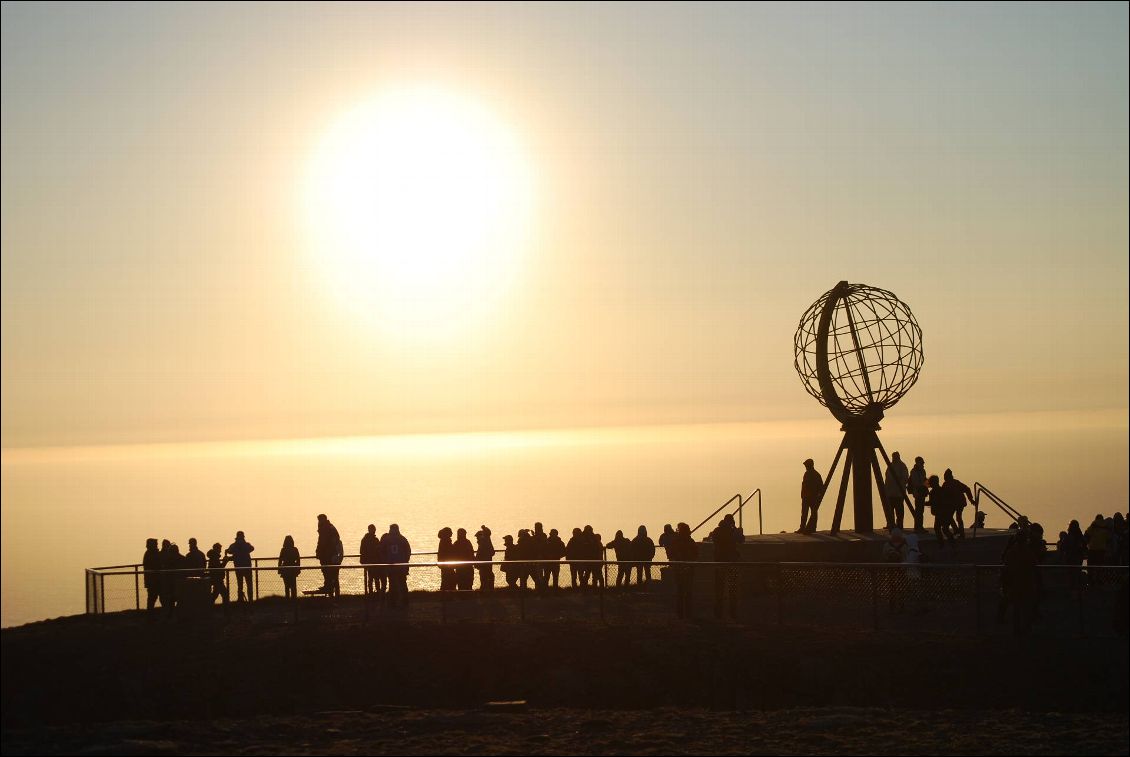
[
  {"left": 823, "top": 425, "right": 887, "bottom": 535},
  {"left": 849, "top": 428, "right": 876, "bottom": 533},
  {"left": 829, "top": 446, "right": 853, "bottom": 535}
]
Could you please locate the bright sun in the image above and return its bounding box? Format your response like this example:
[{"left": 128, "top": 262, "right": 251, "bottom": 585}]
[{"left": 304, "top": 88, "right": 533, "bottom": 336}]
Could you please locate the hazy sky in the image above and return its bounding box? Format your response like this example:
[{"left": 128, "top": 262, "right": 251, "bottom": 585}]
[{"left": 2, "top": 2, "right": 1127, "bottom": 447}]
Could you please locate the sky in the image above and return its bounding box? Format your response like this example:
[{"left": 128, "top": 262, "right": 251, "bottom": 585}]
[{"left": 2, "top": 2, "right": 1127, "bottom": 449}]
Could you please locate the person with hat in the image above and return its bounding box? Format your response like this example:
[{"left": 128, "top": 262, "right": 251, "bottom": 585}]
[
  {"left": 314, "top": 514, "right": 342, "bottom": 597},
  {"left": 798, "top": 458, "right": 824, "bottom": 534}
]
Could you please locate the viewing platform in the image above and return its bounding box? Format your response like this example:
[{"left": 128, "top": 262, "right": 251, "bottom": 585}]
[{"left": 702, "top": 527, "right": 1016, "bottom": 564}]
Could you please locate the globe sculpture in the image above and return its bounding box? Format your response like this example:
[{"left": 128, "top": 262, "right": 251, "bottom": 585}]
[{"left": 793, "top": 281, "right": 924, "bottom": 533}]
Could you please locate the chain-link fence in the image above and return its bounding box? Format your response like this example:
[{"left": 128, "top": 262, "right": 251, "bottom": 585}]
[{"left": 84, "top": 557, "right": 1127, "bottom": 637}]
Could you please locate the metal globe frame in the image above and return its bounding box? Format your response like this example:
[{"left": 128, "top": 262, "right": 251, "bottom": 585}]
[{"left": 793, "top": 281, "right": 924, "bottom": 533}]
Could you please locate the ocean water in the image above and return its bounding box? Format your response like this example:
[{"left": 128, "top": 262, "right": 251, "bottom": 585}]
[{"left": 2, "top": 411, "right": 1126, "bottom": 628}]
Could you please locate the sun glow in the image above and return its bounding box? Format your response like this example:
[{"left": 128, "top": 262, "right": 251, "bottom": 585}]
[{"left": 304, "top": 88, "right": 534, "bottom": 336}]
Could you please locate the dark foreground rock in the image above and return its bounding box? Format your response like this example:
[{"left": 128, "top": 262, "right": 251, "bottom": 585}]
[{"left": 2, "top": 597, "right": 1127, "bottom": 755}]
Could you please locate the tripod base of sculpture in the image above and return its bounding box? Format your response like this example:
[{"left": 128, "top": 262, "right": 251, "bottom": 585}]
[{"left": 822, "top": 420, "right": 916, "bottom": 535}]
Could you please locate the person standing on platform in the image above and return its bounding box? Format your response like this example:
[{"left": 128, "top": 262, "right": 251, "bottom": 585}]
[
  {"left": 798, "top": 459, "right": 824, "bottom": 534},
  {"left": 928, "top": 475, "right": 955, "bottom": 548},
  {"left": 453, "top": 528, "right": 476, "bottom": 590},
  {"left": 631, "top": 525, "right": 656, "bottom": 585},
  {"left": 315, "top": 515, "right": 342, "bottom": 597},
  {"left": 942, "top": 469, "right": 975, "bottom": 538},
  {"left": 224, "top": 532, "right": 255, "bottom": 602},
  {"left": 883, "top": 451, "right": 910, "bottom": 530},
  {"left": 142, "top": 538, "right": 162, "bottom": 613},
  {"left": 710, "top": 514, "right": 742, "bottom": 620},
  {"left": 278, "top": 535, "right": 301, "bottom": 600},
  {"left": 381, "top": 524, "right": 411, "bottom": 607},
  {"left": 908, "top": 456, "right": 928, "bottom": 534},
  {"left": 184, "top": 538, "right": 206, "bottom": 577},
  {"left": 606, "top": 530, "right": 633, "bottom": 587},
  {"left": 668, "top": 522, "right": 699, "bottom": 619},
  {"left": 475, "top": 526, "right": 496, "bottom": 591},
  {"left": 360, "top": 524, "right": 381, "bottom": 595},
  {"left": 206, "top": 542, "right": 230, "bottom": 610},
  {"left": 545, "top": 528, "right": 566, "bottom": 588}
]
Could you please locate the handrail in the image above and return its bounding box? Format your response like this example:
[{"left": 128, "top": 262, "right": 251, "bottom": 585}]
[
  {"left": 744, "top": 488, "right": 764, "bottom": 536},
  {"left": 87, "top": 558, "right": 1130, "bottom": 578},
  {"left": 690, "top": 493, "right": 742, "bottom": 536},
  {"left": 972, "top": 482, "right": 1024, "bottom": 540}
]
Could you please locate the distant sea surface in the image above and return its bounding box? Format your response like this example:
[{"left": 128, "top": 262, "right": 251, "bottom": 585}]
[{"left": 3, "top": 410, "right": 1126, "bottom": 628}]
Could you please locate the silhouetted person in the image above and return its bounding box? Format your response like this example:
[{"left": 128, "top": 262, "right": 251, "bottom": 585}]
[
  {"left": 142, "top": 538, "right": 162, "bottom": 613},
  {"left": 184, "top": 538, "right": 206, "bottom": 577},
  {"left": 566, "top": 527, "right": 585, "bottom": 587},
  {"left": 710, "top": 514, "right": 742, "bottom": 620},
  {"left": 437, "top": 527, "right": 457, "bottom": 591},
  {"left": 225, "top": 531, "right": 255, "bottom": 602},
  {"left": 315, "top": 514, "right": 342, "bottom": 597},
  {"left": 1085, "top": 514, "right": 1109, "bottom": 567},
  {"left": 206, "top": 542, "right": 230, "bottom": 609},
  {"left": 453, "top": 528, "right": 475, "bottom": 590},
  {"left": 530, "top": 522, "right": 550, "bottom": 589},
  {"left": 278, "top": 535, "right": 301, "bottom": 600},
  {"left": 160, "top": 541, "right": 185, "bottom": 615},
  {"left": 585, "top": 526, "right": 605, "bottom": 588},
  {"left": 658, "top": 524, "right": 675, "bottom": 557},
  {"left": 546, "top": 528, "right": 566, "bottom": 588},
  {"left": 909, "top": 456, "right": 928, "bottom": 534},
  {"left": 515, "top": 529, "right": 535, "bottom": 589},
  {"left": 942, "top": 469, "right": 974, "bottom": 538},
  {"left": 883, "top": 451, "right": 910, "bottom": 530},
  {"left": 381, "top": 524, "right": 411, "bottom": 607},
  {"left": 668, "top": 522, "right": 699, "bottom": 619},
  {"left": 798, "top": 459, "right": 823, "bottom": 534},
  {"left": 361, "top": 524, "right": 381, "bottom": 595},
  {"left": 631, "top": 525, "right": 656, "bottom": 584},
  {"left": 1000, "top": 528, "right": 1039, "bottom": 635},
  {"left": 501, "top": 534, "right": 520, "bottom": 589},
  {"left": 928, "top": 475, "right": 955, "bottom": 548},
  {"left": 606, "top": 530, "right": 633, "bottom": 587},
  {"left": 475, "top": 526, "right": 496, "bottom": 591}
]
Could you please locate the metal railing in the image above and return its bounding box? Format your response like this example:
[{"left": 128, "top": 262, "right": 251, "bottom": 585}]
[
  {"left": 84, "top": 559, "right": 1128, "bottom": 638},
  {"left": 972, "top": 482, "right": 1024, "bottom": 537},
  {"left": 691, "top": 488, "right": 763, "bottom": 536}
]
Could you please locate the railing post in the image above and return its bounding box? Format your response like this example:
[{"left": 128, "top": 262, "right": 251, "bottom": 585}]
[
  {"left": 758, "top": 490, "right": 763, "bottom": 536},
  {"left": 134, "top": 566, "right": 140, "bottom": 611},
  {"left": 100, "top": 572, "right": 106, "bottom": 614},
  {"left": 599, "top": 562, "right": 606, "bottom": 624},
  {"left": 254, "top": 560, "right": 259, "bottom": 602},
  {"left": 870, "top": 567, "right": 878, "bottom": 630}
]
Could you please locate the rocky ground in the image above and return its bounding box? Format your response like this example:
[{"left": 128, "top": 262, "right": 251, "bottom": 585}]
[{"left": 3, "top": 592, "right": 1127, "bottom": 755}]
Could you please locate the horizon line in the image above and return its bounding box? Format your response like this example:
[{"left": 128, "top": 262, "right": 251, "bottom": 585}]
[{"left": 3, "top": 406, "right": 1127, "bottom": 461}]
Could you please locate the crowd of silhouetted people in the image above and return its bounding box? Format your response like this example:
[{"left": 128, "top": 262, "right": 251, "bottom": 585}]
[
  {"left": 800, "top": 452, "right": 977, "bottom": 545},
  {"left": 139, "top": 489, "right": 1126, "bottom": 631},
  {"left": 139, "top": 510, "right": 743, "bottom": 619}
]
